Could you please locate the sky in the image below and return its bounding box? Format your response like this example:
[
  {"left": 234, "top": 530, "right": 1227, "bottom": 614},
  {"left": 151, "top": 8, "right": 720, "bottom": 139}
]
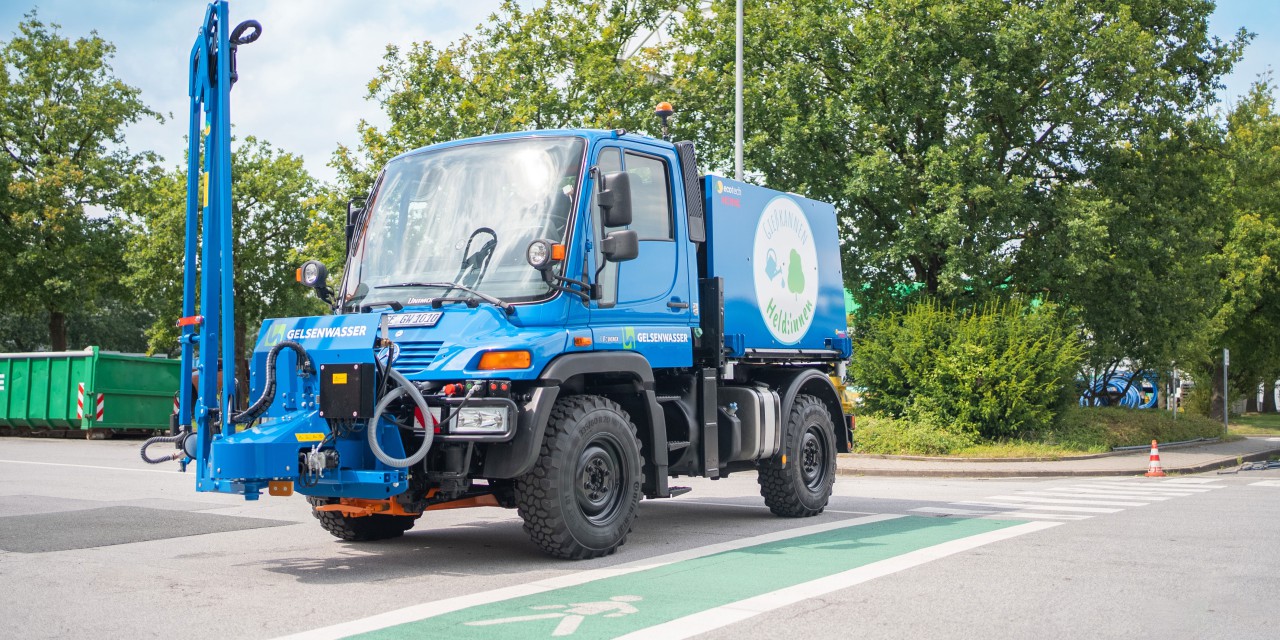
[{"left": 1, "top": 1, "right": 1276, "bottom": 185}]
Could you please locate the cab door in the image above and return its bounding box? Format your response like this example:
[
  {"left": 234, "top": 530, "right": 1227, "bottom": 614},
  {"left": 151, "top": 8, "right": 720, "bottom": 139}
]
[{"left": 587, "top": 141, "right": 694, "bottom": 368}]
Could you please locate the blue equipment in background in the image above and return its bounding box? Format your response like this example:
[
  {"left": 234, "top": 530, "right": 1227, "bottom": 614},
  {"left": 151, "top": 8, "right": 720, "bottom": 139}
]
[{"left": 1079, "top": 371, "right": 1159, "bottom": 409}]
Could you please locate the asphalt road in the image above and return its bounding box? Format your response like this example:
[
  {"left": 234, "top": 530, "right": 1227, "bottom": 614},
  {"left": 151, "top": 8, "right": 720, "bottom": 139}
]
[{"left": 1, "top": 437, "right": 1277, "bottom": 639}]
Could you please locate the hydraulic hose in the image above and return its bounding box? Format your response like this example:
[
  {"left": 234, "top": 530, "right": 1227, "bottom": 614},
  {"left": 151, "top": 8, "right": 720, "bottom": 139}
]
[
  {"left": 367, "top": 366, "right": 435, "bottom": 468},
  {"left": 140, "top": 433, "right": 186, "bottom": 465},
  {"left": 232, "top": 340, "right": 313, "bottom": 425}
]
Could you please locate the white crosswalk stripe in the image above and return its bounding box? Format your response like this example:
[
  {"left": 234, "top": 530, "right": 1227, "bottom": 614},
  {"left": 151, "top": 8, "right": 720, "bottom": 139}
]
[
  {"left": 983, "top": 494, "right": 1150, "bottom": 507},
  {"left": 955, "top": 501, "right": 1122, "bottom": 513},
  {"left": 1007, "top": 490, "right": 1169, "bottom": 501},
  {"left": 910, "top": 507, "right": 998, "bottom": 516},
  {"left": 917, "top": 479, "right": 1224, "bottom": 522}
]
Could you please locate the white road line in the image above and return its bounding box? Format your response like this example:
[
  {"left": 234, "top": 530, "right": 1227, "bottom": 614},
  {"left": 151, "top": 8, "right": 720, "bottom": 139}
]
[
  {"left": 648, "top": 500, "right": 873, "bottom": 515},
  {"left": 985, "top": 494, "right": 1148, "bottom": 507},
  {"left": 991, "top": 512, "right": 1092, "bottom": 521},
  {"left": 956, "top": 501, "right": 1121, "bottom": 514},
  {"left": 1032, "top": 488, "right": 1177, "bottom": 498},
  {"left": 910, "top": 507, "right": 998, "bottom": 516},
  {"left": 617, "top": 521, "right": 1060, "bottom": 640},
  {"left": 1076, "top": 483, "right": 1209, "bottom": 494},
  {"left": 1011, "top": 490, "right": 1168, "bottom": 501},
  {"left": 1249, "top": 480, "right": 1280, "bottom": 487},
  {"left": 0, "top": 458, "right": 184, "bottom": 475},
  {"left": 1042, "top": 488, "right": 1179, "bottom": 498},
  {"left": 1160, "top": 478, "right": 1225, "bottom": 485},
  {"left": 275, "top": 513, "right": 905, "bottom": 640}
]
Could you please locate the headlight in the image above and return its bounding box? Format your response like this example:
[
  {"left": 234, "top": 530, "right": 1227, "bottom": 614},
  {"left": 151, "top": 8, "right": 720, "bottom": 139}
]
[
  {"left": 526, "top": 239, "right": 551, "bottom": 269},
  {"left": 452, "top": 406, "right": 511, "bottom": 434}
]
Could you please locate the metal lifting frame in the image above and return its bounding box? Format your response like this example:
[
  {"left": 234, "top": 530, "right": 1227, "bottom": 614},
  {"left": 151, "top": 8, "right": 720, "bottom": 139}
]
[{"left": 180, "top": 1, "right": 238, "bottom": 487}]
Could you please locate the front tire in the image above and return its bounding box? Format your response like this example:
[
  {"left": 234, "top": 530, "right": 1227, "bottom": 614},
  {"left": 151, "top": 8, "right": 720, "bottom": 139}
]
[
  {"left": 515, "top": 395, "right": 644, "bottom": 559},
  {"left": 306, "top": 496, "right": 419, "bottom": 541},
  {"left": 758, "top": 394, "right": 836, "bottom": 517}
]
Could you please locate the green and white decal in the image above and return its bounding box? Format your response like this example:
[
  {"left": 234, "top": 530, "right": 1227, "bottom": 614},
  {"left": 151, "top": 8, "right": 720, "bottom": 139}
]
[{"left": 752, "top": 196, "right": 819, "bottom": 345}]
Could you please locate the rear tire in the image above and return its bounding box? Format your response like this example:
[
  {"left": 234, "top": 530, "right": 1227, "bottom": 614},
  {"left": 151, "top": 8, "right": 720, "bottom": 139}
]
[
  {"left": 306, "top": 496, "right": 419, "bottom": 541},
  {"left": 758, "top": 394, "right": 836, "bottom": 517},
  {"left": 514, "top": 395, "right": 644, "bottom": 559}
]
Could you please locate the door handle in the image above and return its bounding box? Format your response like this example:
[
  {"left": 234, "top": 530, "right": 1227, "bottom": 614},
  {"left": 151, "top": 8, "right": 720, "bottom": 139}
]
[{"left": 667, "top": 300, "right": 689, "bottom": 309}]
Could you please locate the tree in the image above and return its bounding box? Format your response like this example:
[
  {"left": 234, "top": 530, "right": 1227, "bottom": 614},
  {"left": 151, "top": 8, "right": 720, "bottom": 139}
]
[
  {"left": 670, "top": 1, "right": 1243, "bottom": 312},
  {"left": 1059, "top": 118, "right": 1225, "bottom": 398},
  {"left": 124, "top": 137, "right": 328, "bottom": 383},
  {"left": 0, "top": 12, "right": 160, "bottom": 350},
  {"left": 332, "top": 0, "right": 679, "bottom": 196},
  {"left": 1196, "top": 80, "right": 1280, "bottom": 418}
]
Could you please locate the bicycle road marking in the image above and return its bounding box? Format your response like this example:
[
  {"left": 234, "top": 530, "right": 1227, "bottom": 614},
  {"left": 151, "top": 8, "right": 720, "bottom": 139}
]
[
  {"left": 276, "top": 513, "right": 902, "bottom": 640},
  {"left": 281, "top": 515, "right": 1052, "bottom": 639}
]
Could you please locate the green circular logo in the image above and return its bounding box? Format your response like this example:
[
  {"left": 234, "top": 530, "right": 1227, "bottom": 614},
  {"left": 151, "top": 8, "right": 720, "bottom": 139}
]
[{"left": 752, "top": 197, "right": 818, "bottom": 344}]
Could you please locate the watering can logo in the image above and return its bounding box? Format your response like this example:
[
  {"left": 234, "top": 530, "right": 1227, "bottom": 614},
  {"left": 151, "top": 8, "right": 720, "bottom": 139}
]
[
  {"left": 764, "top": 249, "right": 783, "bottom": 281},
  {"left": 764, "top": 248, "right": 806, "bottom": 295}
]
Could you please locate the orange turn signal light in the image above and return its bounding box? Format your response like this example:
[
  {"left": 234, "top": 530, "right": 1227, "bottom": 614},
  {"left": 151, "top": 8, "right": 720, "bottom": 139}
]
[
  {"left": 551, "top": 244, "right": 566, "bottom": 261},
  {"left": 573, "top": 336, "right": 593, "bottom": 347},
  {"left": 478, "top": 350, "right": 532, "bottom": 370},
  {"left": 295, "top": 268, "right": 303, "bottom": 282}
]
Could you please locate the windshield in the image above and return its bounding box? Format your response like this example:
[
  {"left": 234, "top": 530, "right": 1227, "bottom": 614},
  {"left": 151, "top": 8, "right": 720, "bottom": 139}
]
[{"left": 341, "top": 136, "right": 586, "bottom": 310}]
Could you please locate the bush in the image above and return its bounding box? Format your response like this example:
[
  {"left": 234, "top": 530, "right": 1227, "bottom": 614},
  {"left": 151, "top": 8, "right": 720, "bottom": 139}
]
[
  {"left": 850, "top": 298, "right": 1083, "bottom": 440},
  {"left": 853, "top": 414, "right": 978, "bottom": 455},
  {"left": 1049, "top": 405, "right": 1224, "bottom": 449}
]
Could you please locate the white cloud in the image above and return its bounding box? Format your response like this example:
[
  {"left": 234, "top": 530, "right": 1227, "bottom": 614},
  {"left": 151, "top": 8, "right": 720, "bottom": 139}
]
[{"left": 1, "top": 0, "right": 503, "bottom": 182}]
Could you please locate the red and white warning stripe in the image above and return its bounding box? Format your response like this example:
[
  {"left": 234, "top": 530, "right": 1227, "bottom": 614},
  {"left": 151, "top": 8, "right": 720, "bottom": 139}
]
[
  {"left": 96, "top": 393, "right": 105, "bottom": 422},
  {"left": 173, "top": 394, "right": 180, "bottom": 416},
  {"left": 76, "top": 383, "right": 85, "bottom": 419}
]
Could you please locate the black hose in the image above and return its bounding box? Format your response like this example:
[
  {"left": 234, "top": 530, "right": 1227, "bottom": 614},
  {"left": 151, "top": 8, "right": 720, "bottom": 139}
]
[
  {"left": 231, "top": 340, "right": 313, "bottom": 425},
  {"left": 140, "top": 433, "right": 185, "bottom": 464}
]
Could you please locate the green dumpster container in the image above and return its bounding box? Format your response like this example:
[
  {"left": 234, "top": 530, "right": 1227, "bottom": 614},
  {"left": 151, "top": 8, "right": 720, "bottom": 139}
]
[{"left": 0, "top": 347, "right": 180, "bottom": 432}]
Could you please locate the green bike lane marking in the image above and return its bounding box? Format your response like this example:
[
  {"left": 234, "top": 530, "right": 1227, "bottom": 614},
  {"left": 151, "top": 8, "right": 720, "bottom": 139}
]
[{"left": 298, "top": 515, "right": 1054, "bottom": 640}]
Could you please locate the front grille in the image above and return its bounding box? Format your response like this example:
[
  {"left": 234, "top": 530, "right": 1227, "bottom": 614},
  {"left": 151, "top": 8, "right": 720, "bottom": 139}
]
[{"left": 394, "top": 341, "right": 444, "bottom": 372}]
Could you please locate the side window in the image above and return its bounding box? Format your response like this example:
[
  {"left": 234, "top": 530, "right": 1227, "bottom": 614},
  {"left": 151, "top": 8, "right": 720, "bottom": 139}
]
[
  {"left": 592, "top": 148, "right": 623, "bottom": 305},
  {"left": 623, "top": 152, "right": 673, "bottom": 240}
]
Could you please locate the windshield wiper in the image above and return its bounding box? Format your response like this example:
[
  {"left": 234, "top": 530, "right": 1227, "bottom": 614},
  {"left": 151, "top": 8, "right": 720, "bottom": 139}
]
[{"left": 373, "top": 281, "right": 513, "bottom": 314}]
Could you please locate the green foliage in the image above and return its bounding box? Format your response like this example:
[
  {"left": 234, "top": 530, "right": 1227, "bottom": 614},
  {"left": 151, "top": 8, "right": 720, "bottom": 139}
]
[
  {"left": 1193, "top": 79, "right": 1280, "bottom": 413},
  {"left": 1181, "top": 381, "right": 1214, "bottom": 418},
  {"left": 674, "top": 0, "right": 1243, "bottom": 303},
  {"left": 333, "top": 0, "right": 679, "bottom": 195},
  {"left": 852, "top": 415, "right": 977, "bottom": 456},
  {"left": 854, "top": 406, "right": 1224, "bottom": 456},
  {"left": 0, "top": 12, "right": 160, "bottom": 350},
  {"left": 850, "top": 298, "right": 1082, "bottom": 439},
  {"left": 123, "top": 137, "right": 328, "bottom": 367},
  {"left": 1049, "top": 406, "right": 1224, "bottom": 449}
]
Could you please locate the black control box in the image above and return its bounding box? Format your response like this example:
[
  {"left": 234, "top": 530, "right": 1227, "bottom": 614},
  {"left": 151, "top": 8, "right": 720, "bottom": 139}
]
[{"left": 319, "top": 363, "right": 376, "bottom": 419}]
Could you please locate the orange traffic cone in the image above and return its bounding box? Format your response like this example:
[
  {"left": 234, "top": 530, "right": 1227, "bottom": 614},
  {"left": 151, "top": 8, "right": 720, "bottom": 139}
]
[{"left": 1145, "top": 439, "right": 1166, "bottom": 477}]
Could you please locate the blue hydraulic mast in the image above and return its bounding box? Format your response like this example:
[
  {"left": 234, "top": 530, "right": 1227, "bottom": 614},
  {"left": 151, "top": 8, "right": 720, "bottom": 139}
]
[{"left": 173, "top": 2, "right": 260, "bottom": 490}]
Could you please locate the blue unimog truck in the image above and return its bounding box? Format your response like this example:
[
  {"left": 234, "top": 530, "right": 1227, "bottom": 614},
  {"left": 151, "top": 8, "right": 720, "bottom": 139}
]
[{"left": 143, "top": 1, "right": 852, "bottom": 559}]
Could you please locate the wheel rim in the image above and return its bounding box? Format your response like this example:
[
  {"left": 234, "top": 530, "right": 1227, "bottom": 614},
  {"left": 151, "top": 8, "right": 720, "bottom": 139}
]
[
  {"left": 576, "top": 434, "right": 626, "bottom": 525},
  {"left": 799, "top": 426, "right": 828, "bottom": 491}
]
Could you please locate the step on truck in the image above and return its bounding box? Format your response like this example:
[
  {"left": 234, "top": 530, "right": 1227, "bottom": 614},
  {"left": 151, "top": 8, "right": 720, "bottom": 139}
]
[{"left": 142, "top": 1, "right": 853, "bottom": 559}]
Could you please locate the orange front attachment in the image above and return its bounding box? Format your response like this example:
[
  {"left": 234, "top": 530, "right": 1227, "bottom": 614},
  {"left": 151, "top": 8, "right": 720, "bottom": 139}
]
[
  {"left": 314, "top": 498, "right": 421, "bottom": 518},
  {"left": 424, "top": 494, "right": 502, "bottom": 511}
]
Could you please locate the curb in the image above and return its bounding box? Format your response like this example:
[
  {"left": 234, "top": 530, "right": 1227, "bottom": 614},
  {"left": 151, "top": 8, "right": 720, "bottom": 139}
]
[
  {"left": 835, "top": 446, "right": 1280, "bottom": 478},
  {"left": 845, "top": 438, "right": 1224, "bottom": 463}
]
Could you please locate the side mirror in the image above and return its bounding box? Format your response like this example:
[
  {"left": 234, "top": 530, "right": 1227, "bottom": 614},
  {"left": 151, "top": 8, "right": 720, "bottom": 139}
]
[
  {"left": 297, "top": 260, "right": 332, "bottom": 303},
  {"left": 601, "top": 230, "right": 639, "bottom": 263},
  {"left": 345, "top": 196, "right": 366, "bottom": 254},
  {"left": 597, "top": 171, "right": 632, "bottom": 228}
]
